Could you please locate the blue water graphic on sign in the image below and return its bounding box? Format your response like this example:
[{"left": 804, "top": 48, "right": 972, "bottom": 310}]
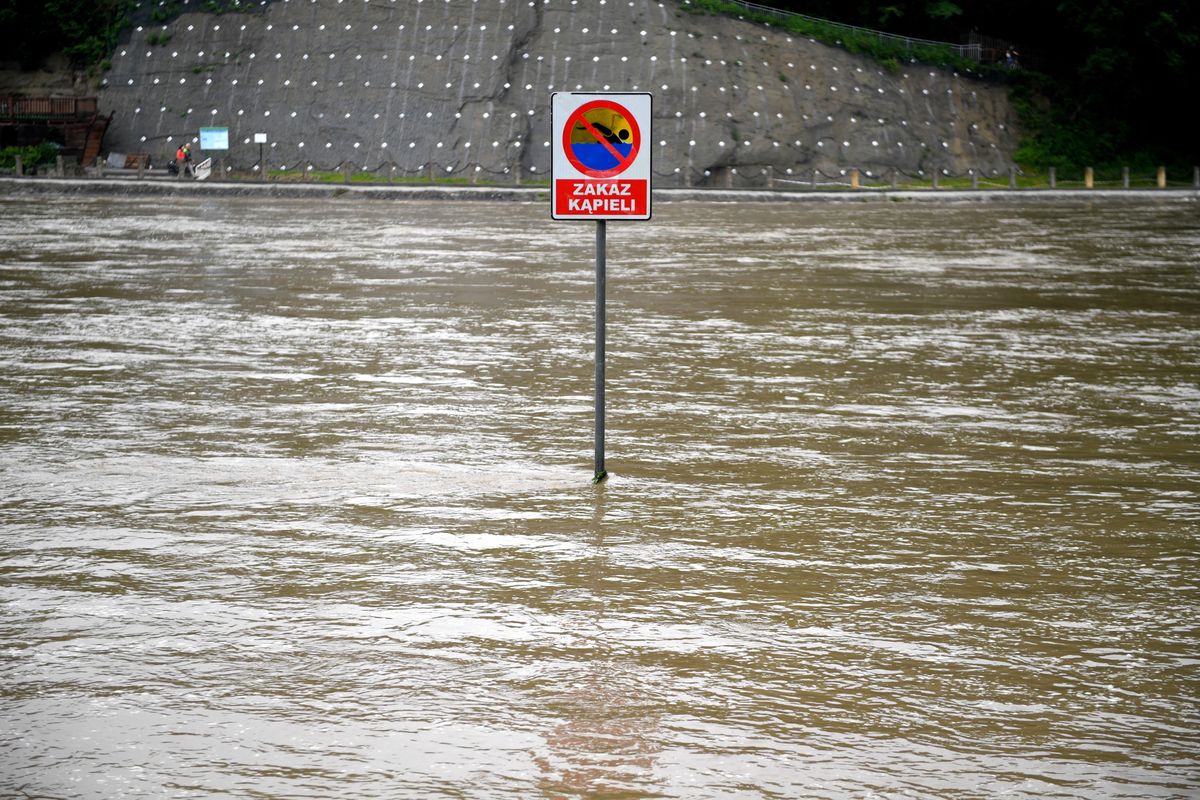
[{"left": 570, "top": 142, "right": 634, "bottom": 172}]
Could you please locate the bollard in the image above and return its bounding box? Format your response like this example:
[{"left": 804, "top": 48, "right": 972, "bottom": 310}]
[
  {"left": 1049, "top": 166, "right": 1056, "bottom": 189},
  {"left": 427, "top": 163, "right": 436, "bottom": 183},
  {"left": 514, "top": 167, "right": 521, "bottom": 186},
  {"left": 1009, "top": 167, "right": 1017, "bottom": 189},
  {"left": 931, "top": 170, "right": 939, "bottom": 190},
  {"left": 1194, "top": 166, "right": 1199, "bottom": 189},
  {"left": 14, "top": 155, "right": 23, "bottom": 177},
  {"left": 724, "top": 167, "right": 733, "bottom": 189},
  {"left": 811, "top": 169, "right": 817, "bottom": 190},
  {"left": 138, "top": 158, "right": 145, "bottom": 180},
  {"left": 1122, "top": 166, "right": 1129, "bottom": 189},
  {"left": 684, "top": 169, "right": 692, "bottom": 188},
  {"left": 1157, "top": 166, "right": 1166, "bottom": 189},
  {"left": 343, "top": 163, "right": 352, "bottom": 184},
  {"left": 1085, "top": 167, "right": 1094, "bottom": 189},
  {"left": 890, "top": 168, "right": 898, "bottom": 190},
  {"left": 303, "top": 161, "right": 310, "bottom": 182},
  {"left": 470, "top": 165, "right": 478, "bottom": 185},
  {"left": 95, "top": 156, "right": 104, "bottom": 178},
  {"left": 766, "top": 165, "right": 774, "bottom": 189},
  {"left": 970, "top": 170, "right": 978, "bottom": 190},
  {"left": 850, "top": 168, "right": 860, "bottom": 189},
  {"left": 56, "top": 155, "right": 64, "bottom": 177}
]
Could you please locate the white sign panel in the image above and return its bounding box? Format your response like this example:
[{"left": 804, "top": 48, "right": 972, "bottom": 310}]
[
  {"left": 194, "top": 157, "right": 212, "bottom": 181},
  {"left": 199, "top": 127, "right": 229, "bottom": 150},
  {"left": 551, "top": 92, "right": 652, "bottom": 220}
]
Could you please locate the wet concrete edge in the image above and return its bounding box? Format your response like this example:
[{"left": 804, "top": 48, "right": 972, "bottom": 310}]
[{"left": 2, "top": 176, "right": 1198, "bottom": 204}]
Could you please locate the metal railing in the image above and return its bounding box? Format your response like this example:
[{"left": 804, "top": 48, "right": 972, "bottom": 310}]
[
  {"left": 0, "top": 96, "right": 100, "bottom": 122},
  {"left": 686, "top": 0, "right": 987, "bottom": 61}
]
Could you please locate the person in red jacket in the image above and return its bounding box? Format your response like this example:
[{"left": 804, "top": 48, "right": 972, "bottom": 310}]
[{"left": 174, "top": 144, "right": 193, "bottom": 178}]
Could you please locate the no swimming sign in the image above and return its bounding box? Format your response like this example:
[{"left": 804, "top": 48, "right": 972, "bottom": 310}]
[{"left": 551, "top": 93, "right": 652, "bottom": 220}]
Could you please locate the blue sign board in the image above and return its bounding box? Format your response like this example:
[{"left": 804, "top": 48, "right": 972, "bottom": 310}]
[{"left": 199, "top": 127, "right": 229, "bottom": 150}]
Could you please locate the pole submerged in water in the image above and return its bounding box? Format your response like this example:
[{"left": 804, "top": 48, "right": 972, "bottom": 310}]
[{"left": 593, "top": 219, "right": 607, "bottom": 484}]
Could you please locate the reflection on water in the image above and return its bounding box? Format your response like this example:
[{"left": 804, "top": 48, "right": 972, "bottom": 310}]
[{"left": 1, "top": 194, "right": 1198, "bottom": 798}]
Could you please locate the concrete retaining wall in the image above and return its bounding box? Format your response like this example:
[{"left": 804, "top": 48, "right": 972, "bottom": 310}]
[{"left": 97, "top": 0, "right": 1021, "bottom": 185}]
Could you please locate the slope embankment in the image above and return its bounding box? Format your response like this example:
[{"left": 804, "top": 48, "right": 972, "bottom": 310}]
[{"left": 87, "top": 0, "right": 1020, "bottom": 187}]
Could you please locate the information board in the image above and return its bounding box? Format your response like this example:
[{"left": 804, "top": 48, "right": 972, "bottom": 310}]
[{"left": 199, "top": 127, "right": 229, "bottom": 151}]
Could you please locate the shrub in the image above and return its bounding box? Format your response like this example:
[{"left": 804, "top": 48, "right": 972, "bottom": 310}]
[{"left": 0, "top": 142, "right": 62, "bottom": 170}]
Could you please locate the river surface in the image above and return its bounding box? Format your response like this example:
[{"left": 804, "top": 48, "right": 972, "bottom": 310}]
[{"left": 1, "top": 193, "right": 1198, "bottom": 798}]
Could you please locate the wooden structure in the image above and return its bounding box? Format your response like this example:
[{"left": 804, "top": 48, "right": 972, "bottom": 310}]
[{"left": 1, "top": 95, "right": 111, "bottom": 165}]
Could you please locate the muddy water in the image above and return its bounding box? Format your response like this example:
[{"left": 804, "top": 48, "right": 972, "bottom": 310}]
[{"left": 1, "top": 194, "right": 1197, "bottom": 798}]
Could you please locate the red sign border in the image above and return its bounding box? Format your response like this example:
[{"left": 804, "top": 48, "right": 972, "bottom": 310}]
[
  {"left": 562, "top": 99, "right": 642, "bottom": 179},
  {"left": 551, "top": 92, "right": 652, "bottom": 222}
]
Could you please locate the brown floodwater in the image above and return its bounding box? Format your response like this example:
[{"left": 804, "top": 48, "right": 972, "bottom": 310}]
[{"left": 0, "top": 194, "right": 1197, "bottom": 798}]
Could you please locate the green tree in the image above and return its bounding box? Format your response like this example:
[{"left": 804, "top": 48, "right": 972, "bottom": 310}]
[
  {"left": 746, "top": 0, "right": 1199, "bottom": 165},
  {"left": 0, "top": 0, "right": 132, "bottom": 71}
]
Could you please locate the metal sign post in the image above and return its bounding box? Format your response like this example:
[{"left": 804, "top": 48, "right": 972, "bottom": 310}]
[
  {"left": 550, "top": 92, "right": 652, "bottom": 483},
  {"left": 594, "top": 219, "right": 607, "bottom": 482},
  {"left": 254, "top": 132, "right": 267, "bottom": 181}
]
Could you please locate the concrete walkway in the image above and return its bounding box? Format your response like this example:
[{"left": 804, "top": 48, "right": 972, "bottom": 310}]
[{"left": 2, "top": 175, "right": 1198, "bottom": 203}]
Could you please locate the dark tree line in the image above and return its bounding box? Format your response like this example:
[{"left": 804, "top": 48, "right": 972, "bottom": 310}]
[
  {"left": 772, "top": 0, "right": 1199, "bottom": 167},
  {"left": 0, "top": 0, "right": 132, "bottom": 72}
]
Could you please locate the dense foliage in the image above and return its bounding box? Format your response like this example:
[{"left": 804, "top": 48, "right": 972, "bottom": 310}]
[
  {"left": 0, "top": 142, "right": 61, "bottom": 170},
  {"left": 0, "top": 0, "right": 247, "bottom": 72},
  {"left": 0, "top": 0, "right": 133, "bottom": 73},
  {"left": 697, "top": 0, "right": 1198, "bottom": 169},
  {"left": 686, "top": 2, "right": 991, "bottom": 79}
]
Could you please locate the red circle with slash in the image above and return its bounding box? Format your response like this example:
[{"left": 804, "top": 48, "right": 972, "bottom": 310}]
[{"left": 562, "top": 99, "right": 642, "bottom": 179}]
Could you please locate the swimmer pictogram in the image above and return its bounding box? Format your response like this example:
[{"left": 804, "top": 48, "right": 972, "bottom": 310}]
[{"left": 563, "top": 100, "right": 641, "bottom": 179}]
